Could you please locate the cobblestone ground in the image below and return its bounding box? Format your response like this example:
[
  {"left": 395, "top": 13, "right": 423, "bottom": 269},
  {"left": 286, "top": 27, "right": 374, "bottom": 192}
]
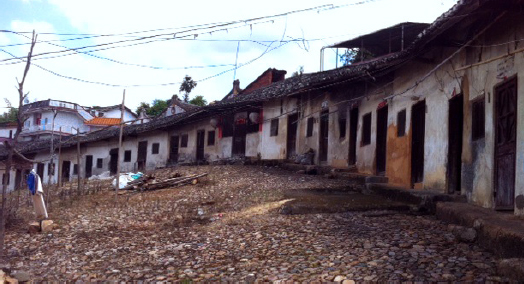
[{"left": 4, "top": 165, "right": 506, "bottom": 282}]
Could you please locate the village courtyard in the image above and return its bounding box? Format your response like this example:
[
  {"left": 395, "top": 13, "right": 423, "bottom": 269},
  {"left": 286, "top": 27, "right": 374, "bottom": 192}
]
[{"left": 2, "top": 165, "right": 506, "bottom": 282}]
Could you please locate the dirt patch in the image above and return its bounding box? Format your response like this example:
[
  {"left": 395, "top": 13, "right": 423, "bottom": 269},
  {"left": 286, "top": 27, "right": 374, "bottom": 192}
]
[{"left": 280, "top": 190, "right": 410, "bottom": 214}]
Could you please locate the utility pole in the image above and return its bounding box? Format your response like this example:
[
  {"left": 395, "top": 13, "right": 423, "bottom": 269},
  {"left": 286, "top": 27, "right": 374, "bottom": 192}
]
[
  {"left": 73, "top": 127, "right": 81, "bottom": 195},
  {"left": 57, "top": 127, "right": 62, "bottom": 187},
  {"left": 115, "top": 90, "right": 125, "bottom": 199}
]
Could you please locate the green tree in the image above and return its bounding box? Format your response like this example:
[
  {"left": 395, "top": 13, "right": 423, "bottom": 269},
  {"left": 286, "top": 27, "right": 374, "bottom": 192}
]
[
  {"left": 135, "top": 102, "right": 151, "bottom": 115},
  {"left": 135, "top": 99, "right": 169, "bottom": 117},
  {"left": 339, "top": 48, "right": 374, "bottom": 66},
  {"left": 189, "top": 95, "right": 207, "bottom": 107},
  {"left": 179, "top": 75, "right": 197, "bottom": 103},
  {"left": 148, "top": 99, "right": 169, "bottom": 116},
  {"left": 0, "top": 108, "right": 18, "bottom": 123},
  {"left": 291, "top": 66, "right": 304, "bottom": 77}
]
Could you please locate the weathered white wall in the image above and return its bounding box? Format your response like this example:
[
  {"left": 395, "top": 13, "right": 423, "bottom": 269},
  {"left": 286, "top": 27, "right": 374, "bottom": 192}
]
[
  {"left": 103, "top": 109, "right": 136, "bottom": 122},
  {"left": 0, "top": 127, "right": 16, "bottom": 138},
  {"left": 170, "top": 119, "right": 222, "bottom": 162}
]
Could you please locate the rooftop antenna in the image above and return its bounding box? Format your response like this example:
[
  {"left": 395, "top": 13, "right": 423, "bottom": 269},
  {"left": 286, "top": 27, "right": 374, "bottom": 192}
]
[{"left": 233, "top": 41, "right": 240, "bottom": 80}]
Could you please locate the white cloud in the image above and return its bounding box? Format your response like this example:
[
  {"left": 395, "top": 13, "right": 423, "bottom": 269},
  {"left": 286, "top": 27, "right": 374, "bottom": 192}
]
[{"left": 0, "top": 0, "right": 459, "bottom": 112}]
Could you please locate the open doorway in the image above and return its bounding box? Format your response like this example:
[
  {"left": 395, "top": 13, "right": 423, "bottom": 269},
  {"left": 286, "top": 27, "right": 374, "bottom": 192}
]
[
  {"left": 287, "top": 113, "right": 299, "bottom": 160},
  {"left": 494, "top": 77, "right": 517, "bottom": 210},
  {"left": 411, "top": 100, "right": 426, "bottom": 187},
  {"left": 109, "top": 148, "right": 118, "bottom": 175},
  {"left": 348, "top": 107, "right": 359, "bottom": 165},
  {"left": 447, "top": 94, "right": 463, "bottom": 194},
  {"left": 376, "top": 106, "right": 388, "bottom": 175},
  {"left": 319, "top": 110, "right": 329, "bottom": 162},
  {"left": 62, "top": 160, "right": 71, "bottom": 183},
  {"left": 196, "top": 130, "right": 205, "bottom": 161}
]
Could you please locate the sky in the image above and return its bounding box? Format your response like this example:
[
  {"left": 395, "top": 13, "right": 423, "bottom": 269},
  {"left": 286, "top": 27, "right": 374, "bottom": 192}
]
[{"left": 0, "top": 0, "right": 458, "bottom": 113}]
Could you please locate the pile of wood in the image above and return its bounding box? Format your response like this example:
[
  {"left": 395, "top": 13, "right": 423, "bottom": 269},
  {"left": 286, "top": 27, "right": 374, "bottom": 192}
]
[{"left": 121, "top": 173, "right": 208, "bottom": 191}]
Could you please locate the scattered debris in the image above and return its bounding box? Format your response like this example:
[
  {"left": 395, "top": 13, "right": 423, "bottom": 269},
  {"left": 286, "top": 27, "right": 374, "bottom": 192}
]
[
  {"left": 294, "top": 148, "right": 315, "bottom": 165},
  {"left": 28, "top": 221, "right": 40, "bottom": 233},
  {"left": 41, "top": 220, "right": 54, "bottom": 233},
  {"left": 449, "top": 224, "right": 477, "bottom": 243},
  {"left": 121, "top": 172, "right": 208, "bottom": 191},
  {"left": 88, "top": 171, "right": 112, "bottom": 181}
]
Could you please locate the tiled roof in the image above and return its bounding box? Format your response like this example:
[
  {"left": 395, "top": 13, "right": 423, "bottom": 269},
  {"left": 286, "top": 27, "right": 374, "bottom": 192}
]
[
  {"left": 0, "top": 0, "right": 501, "bottom": 159},
  {"left": 85, "top": 117, "right": 122, "bottom": 126}
]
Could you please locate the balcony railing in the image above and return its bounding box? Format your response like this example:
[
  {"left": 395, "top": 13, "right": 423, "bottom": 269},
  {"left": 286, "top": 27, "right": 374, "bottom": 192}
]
[{"left": 21, "top": 124, "right": 90, "bottom": 135}]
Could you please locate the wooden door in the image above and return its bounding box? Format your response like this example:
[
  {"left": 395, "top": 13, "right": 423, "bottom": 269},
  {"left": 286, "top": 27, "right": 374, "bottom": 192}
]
[
  {"left": 109, "top": 148, "right": 118, "bottom": 175},
  {"left": 14, "top": 169, "right": 21, "bottom": 190},
  {"left": 196, "top": 130, "right": 205, "bottom": 161},
  {"left": 85, "top": 155, "right": 93, "bottom": 178},
  {"left": 494, "top": 78, "right": 517, "bottom": 210},
  {"left": 137, "top": 141, "right": 148, "bottom": 171},
  {"left": 170, "top": 135, "right": 179, "bottom": 163},
  {"left": 62, "top": 160, "right": 71, "bottom": 182},
  {"left": 411, "top": 101, "right": 426, "bottom": 186},
  {"left": 447, "top": 94, "right": 463, "bottom": 194},
  {"left": 287, "top": 113, "right": 299, "bottom": 160},
  {"left": 319, "top": 110, "right": 329, "bottom": 162},
  {"left": 232, "top": 122, "right": 246, "bottom": 156},
  {"left": 348, "top": 107, "right": 359, "bottom": 165},
  {"left": 36, "top": 163, "right": 45, "bottom": 178},
  {"left": 376, "top": 106, "right": 388, "bottom": 175}
]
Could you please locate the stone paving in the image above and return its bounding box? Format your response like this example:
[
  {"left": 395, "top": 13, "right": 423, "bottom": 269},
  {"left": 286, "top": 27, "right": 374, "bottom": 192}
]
[{"left": 3, "top": 165, "right": 507, "bottom": 281}]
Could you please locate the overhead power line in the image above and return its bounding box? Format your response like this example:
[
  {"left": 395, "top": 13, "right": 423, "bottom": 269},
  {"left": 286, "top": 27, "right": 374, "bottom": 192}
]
[{"left": 0, "top": 0, "right": 381, "bottom": 63}]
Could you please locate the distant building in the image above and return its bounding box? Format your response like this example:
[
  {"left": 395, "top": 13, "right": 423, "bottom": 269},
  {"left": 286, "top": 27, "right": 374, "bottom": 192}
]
[{"left": 20, "top": 99, "right": 94, "bottom": 141}]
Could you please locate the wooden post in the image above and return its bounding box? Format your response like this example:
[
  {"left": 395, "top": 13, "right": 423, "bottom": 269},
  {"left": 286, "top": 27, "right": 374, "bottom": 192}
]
[
  {"left": 115, "top": 90, "right": 125, "bottom": 199},
  {"left": 76, "top": 128, "right": 81, "bottom": 195},
  {"left": 57, "top": 127, "right": 62, "bottom": 187}
]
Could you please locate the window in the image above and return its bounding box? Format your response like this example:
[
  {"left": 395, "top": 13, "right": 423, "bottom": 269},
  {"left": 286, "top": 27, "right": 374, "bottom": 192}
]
[
  {"left": 246, "top": 111, "right": 260, "bottom": 133},
  {"left": 270, "top": 118, "right": 279, "bottom": 136},
  {"left": 339, "top": 113, "right": 347, "bottom": 139},
  {"left": 181, "top": 134, "right": 188, "bottom": 147},
  {"left": 472, "top": 99, "right": 485, "bottom": 141},
  {"left": 48, "top": 163, "right": 55, "bottom": 175},
  {"left": 221, "top": 116, "right": 234, "bottom": 137},
  {"left": 207, "top": 130, "right": 216, "bottom": 146},
  {"left": 152, "top": 143, "right": 160, "bottom": 154},
  {"left": 97, "top": 158, "right": 103, "bottom": 168},
  {"left": 73, "top": 164, "right": 78, "bottom": 175},
  {"left": 397, "top": 109, "right": 406, "bottom": 137},
  {"left": 306, "top": 117, "right": 314, "bottom": 137},
  {"left": 2, "top": 173, "right": 9, "bottom": 185},
  {"left": 362, "top": 112, "right": 372, "bottom": 146},
  {"left": 124, "top": 150, "right": 132, "bottom": 162}
]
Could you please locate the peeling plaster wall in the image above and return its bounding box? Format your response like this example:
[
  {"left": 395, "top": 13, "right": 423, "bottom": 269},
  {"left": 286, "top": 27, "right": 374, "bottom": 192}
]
[
  {"left": 260, "top": 99, "right": 297, "bottom": 160},
  {"left": 170, "top": 119, "right": 222, "bottom": 162},
  {"left": 297, "top": 93, "right": 321, "bottom": 162},
  {"left": 355, "top": 93, "right": 381, "bottom": 175},
  {"left": 461, "top": 15, "right": 524, "bottom": 213},
  {"left": 390, "top": 50, "right": 460, "bottom": 192}
]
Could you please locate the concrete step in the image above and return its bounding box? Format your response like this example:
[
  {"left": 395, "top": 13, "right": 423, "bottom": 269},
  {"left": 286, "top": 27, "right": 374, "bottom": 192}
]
[
  {"left": 436, "top": 202, "right": 524, "bottom": 259},
  {"left": 365, "top": 183, "right": 466, "bottom": 213}
]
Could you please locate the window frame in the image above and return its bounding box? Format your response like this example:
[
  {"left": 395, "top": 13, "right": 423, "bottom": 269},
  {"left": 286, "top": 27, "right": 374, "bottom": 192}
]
[
  {"left": 207, "top": 130, "right": 216, "bottom": 146},
  {"left": 124, "top": 150, "right": 132, "bottom": 162},
  {"left": 306, "top": 117, "right": 314, "bottom": 137},
  {"left": 270, "top": 118, "right": 279, "bottom": 137},
  {"left": 96, "top": 158, "right": 103, "bottom": 169},
  {"left": 361, "top": 112, "right": 372, "bottom": 146},
  {"left": 471, "top": 97, "right": 485, "bottom": 141},
  {"left": 152, "top": 143, "right": 160, "bottom": 154},
  {"left": 181, "top": 134, "right": 189, "bottom": 148},
  {"left": 397, "top": 109, "right": 406, "bottom": 137}
]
